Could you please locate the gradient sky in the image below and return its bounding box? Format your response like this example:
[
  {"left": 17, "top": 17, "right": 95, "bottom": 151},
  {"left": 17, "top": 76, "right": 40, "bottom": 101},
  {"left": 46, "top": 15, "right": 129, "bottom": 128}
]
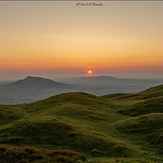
[{"left": 0, "top": 1, "right": 163, "bottom": 80}]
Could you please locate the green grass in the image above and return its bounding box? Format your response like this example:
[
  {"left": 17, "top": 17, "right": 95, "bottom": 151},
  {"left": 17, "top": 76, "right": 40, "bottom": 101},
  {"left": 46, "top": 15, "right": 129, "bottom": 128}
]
[
  {"left": 0, "top": 105, "right": 25, "bottom": 125},
  {"left": 115, "top": 113, "right": 163, "bottom": 142},
  {"left": 121, "top": 97, "right": 163, "bottom": 116},
  {"left": 0, "top": 84, "right": 163, "bottom": 162}
]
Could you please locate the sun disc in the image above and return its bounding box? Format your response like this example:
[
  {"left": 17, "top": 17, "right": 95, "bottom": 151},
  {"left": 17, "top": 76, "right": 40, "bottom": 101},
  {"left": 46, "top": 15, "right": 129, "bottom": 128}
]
[{"left": 88, "top": 70, "right": 92, "bottom": 74}]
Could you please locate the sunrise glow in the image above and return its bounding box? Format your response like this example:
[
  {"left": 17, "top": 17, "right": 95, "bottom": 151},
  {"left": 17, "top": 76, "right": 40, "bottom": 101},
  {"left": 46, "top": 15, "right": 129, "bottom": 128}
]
[{"left": 0, "top": 1, "right": 163, "bottom": 80}]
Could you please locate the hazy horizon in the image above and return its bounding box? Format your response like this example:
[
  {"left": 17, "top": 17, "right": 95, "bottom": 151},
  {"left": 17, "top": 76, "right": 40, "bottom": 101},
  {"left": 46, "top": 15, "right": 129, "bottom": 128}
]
[
  {"left": 1, "top": 74, "right": 163, "bottom": 82},
  {"left": 0, "top": 1, "right": 163, "bottom": 80}
]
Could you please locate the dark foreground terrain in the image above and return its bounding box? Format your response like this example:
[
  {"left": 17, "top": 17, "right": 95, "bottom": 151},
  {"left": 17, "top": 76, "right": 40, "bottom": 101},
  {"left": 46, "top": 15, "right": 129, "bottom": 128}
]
[{"left": 0, "top": 84, "right": 163, "bottom": 162}]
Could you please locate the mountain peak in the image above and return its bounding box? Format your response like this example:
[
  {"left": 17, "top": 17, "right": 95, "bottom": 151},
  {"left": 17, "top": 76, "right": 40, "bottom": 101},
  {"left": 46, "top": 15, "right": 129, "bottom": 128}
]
[
  {"left": 7, "top": 76, "right": 68, "bottom": 89},
  {"left": 24, "top": 76, "right": 48, "bottom": 81},
  {"left": 25, "top": 76, "right": 34, "bottom": 79}
]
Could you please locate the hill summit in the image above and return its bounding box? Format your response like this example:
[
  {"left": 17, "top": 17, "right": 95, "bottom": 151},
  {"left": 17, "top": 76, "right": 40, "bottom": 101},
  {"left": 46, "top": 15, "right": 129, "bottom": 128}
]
[{"left": 7, "top": 76, "right": 67, "bottom": 88}]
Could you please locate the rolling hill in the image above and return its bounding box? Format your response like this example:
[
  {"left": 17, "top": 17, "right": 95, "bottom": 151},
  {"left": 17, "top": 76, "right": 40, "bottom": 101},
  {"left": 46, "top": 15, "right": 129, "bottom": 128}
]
[{"left": 0, "top": 84, "right": 163, "bottom": 162}]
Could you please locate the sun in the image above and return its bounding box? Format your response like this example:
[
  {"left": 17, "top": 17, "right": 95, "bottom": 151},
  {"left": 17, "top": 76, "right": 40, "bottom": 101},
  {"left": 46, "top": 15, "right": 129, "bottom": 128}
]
[{"left": 88, "top": 70, "right": 92, "bottom": 74}]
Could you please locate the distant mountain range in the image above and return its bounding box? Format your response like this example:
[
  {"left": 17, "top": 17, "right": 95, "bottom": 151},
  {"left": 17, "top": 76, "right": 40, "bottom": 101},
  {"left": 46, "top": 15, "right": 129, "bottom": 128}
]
[
  {"left": 56, "top": 76, "right": 163, "bottom": 95},
  {"left": 56, "top": 76, "right": 163, "bottom": 85},
  {"left": 0, "top": 76, "right": 163, "bottom": 104}
]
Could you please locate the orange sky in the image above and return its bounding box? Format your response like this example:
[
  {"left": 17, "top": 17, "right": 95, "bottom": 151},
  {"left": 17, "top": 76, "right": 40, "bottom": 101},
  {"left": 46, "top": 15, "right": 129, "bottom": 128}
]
[{"left": 0, "top": 1, "right": 163, "bottom": 80}]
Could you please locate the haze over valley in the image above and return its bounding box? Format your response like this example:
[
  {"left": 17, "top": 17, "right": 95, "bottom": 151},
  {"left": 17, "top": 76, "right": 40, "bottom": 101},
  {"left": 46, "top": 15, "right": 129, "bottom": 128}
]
[{"left": 0, "top": 76, "right": 163, "bottom": 104}]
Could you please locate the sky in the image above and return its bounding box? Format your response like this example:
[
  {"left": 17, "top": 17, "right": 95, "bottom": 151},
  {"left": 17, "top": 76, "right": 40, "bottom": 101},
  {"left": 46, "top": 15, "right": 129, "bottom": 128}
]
[{"left": 0, "top": 1, "right": 163, "bottom": 80}]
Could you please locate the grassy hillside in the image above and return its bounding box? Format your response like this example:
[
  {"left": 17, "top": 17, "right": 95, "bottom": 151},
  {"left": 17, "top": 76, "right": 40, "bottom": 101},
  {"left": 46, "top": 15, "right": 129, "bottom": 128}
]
[
  {"left": 0, "top": 84, "right": 163, "bottom": 162},
  {"left": 0, "top": 105, "right": 25, "bottom": 125}
]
